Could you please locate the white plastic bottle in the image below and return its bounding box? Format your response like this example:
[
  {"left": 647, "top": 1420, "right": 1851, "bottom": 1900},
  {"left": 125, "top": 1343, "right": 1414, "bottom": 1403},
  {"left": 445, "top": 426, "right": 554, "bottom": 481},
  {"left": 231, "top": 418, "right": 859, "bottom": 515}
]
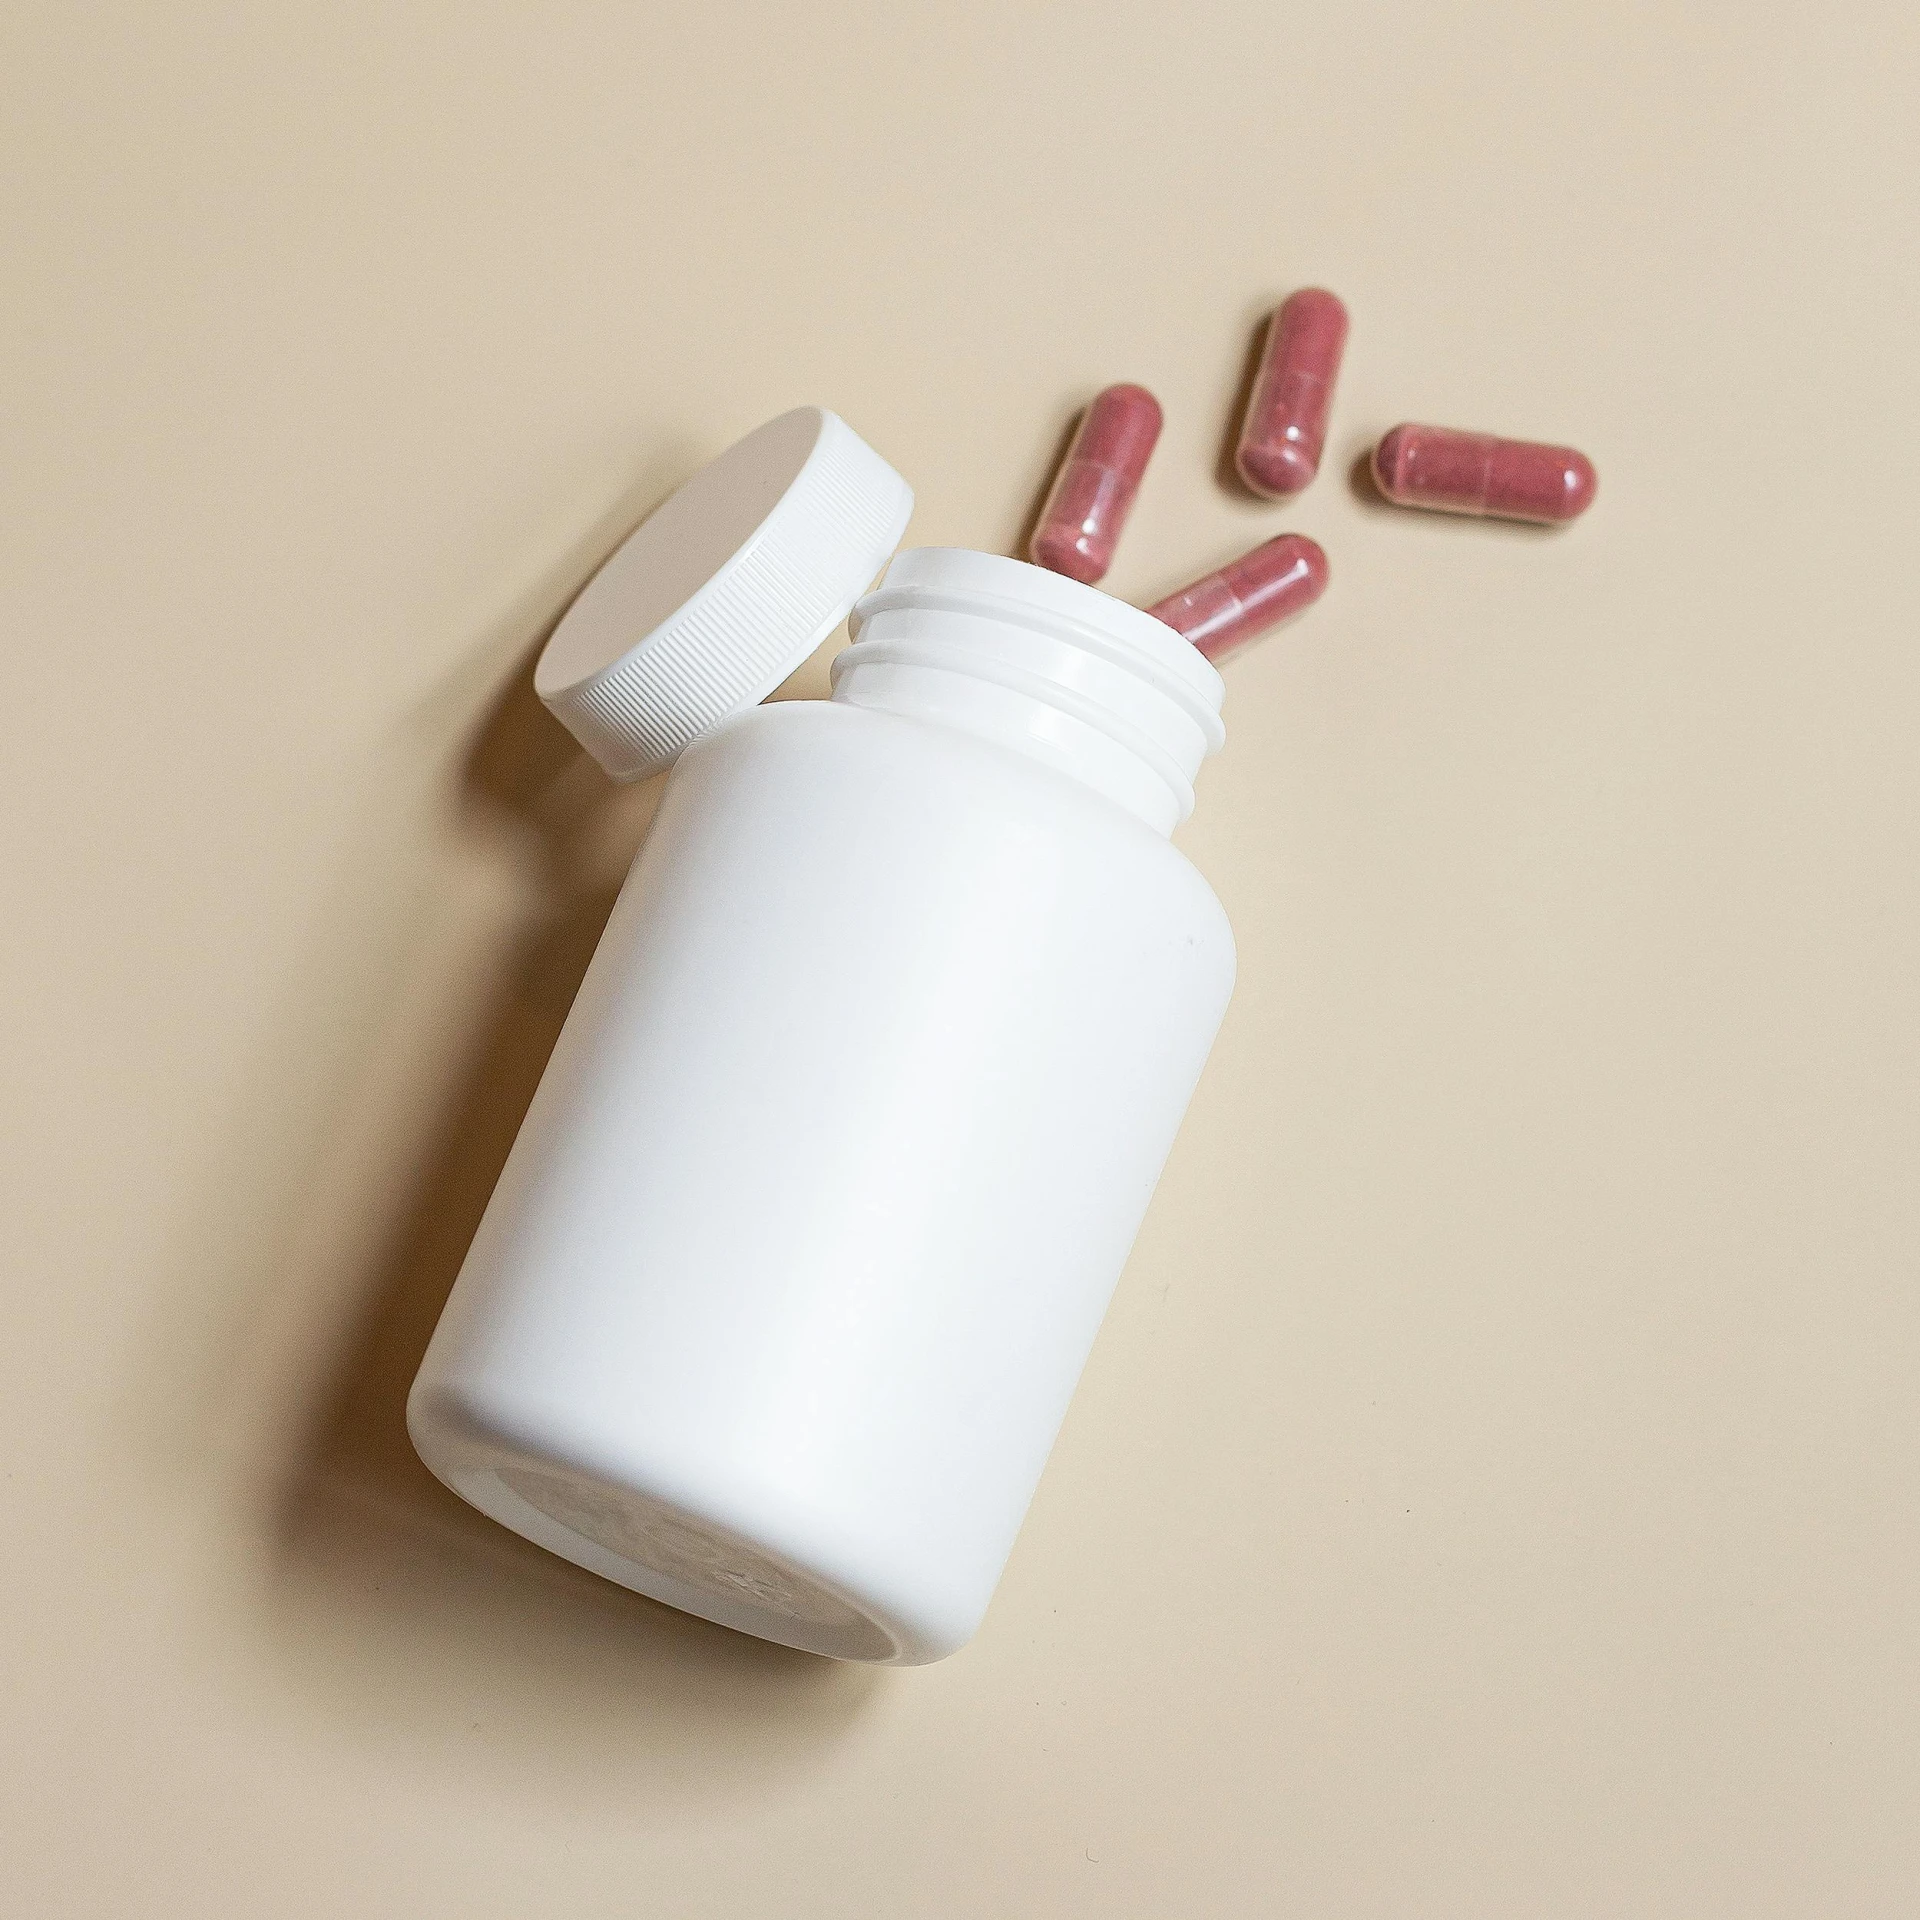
[{"left": 408, "top": 409, "right": 1234, "bottom": 1663}]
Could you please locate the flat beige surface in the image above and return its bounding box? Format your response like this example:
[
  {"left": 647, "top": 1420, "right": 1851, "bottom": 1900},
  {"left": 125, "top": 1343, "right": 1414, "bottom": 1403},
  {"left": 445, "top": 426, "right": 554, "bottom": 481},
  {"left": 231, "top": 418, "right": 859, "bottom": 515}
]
[{"left": 3, "top": 4, "right": 1916, "bottom": 1913}]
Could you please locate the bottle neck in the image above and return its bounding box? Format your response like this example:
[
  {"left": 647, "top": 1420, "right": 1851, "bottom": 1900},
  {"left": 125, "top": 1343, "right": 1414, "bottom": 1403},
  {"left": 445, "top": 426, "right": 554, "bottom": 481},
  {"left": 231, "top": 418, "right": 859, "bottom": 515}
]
[{"left": 832, "top": 549, "right": 1225, "bottom": 835}]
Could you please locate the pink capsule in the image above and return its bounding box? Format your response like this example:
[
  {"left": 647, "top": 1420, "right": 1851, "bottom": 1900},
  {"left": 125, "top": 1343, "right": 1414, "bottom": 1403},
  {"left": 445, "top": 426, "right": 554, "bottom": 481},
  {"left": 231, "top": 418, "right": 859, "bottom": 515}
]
[
  {"left": 1029, "top": 383, "right": 1163, "bottom": 584},
  {"left": 1235, "top": 289, "right": 1349, "bottom": 497},
  {"left": 1145, "top": 533, "right": 1329, "bottom": 662},
  {"left": 1372, "top": 424, "right": 1597, "bottom": 524}
]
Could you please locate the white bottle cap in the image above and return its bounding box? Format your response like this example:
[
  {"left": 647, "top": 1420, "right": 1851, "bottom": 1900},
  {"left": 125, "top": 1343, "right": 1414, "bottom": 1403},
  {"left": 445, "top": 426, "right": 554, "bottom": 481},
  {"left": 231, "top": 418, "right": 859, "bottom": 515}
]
[{"left": 535, "top": 407, "right": 914, "bottom": 781}]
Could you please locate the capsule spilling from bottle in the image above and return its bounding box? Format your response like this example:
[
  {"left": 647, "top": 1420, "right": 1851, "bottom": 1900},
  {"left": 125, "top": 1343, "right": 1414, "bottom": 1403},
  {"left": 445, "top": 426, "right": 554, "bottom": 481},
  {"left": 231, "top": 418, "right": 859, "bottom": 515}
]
[
  {"left": 1029, "top": 383, "right": 1163, "bottom": 584},
  {"left": 1235, "top": 288, "right": 1349, "bottom": 498},
  {"left": 1372, "top": 423, "right": 1597, "bottom": 524},
  {"left": 1146, "top": 533, "right": 1329, "bottom": 662}
]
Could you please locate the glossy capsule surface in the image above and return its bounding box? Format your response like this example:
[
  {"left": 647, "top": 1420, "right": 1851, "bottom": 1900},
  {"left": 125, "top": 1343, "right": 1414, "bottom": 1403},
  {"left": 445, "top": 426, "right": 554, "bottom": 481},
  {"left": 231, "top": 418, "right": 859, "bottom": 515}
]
[
  {"left": 1029, "top": 383, "right": 1162, "bottom": 584},
  {"left": 1236, "top": 289, "right": 1348, "bottom": 497},
  {"left": 1145, "top": 533, "right": 1328, "bottom": 662},
  {"left": 1372, "top": 424, "right": 1597, "bottom": 524}
]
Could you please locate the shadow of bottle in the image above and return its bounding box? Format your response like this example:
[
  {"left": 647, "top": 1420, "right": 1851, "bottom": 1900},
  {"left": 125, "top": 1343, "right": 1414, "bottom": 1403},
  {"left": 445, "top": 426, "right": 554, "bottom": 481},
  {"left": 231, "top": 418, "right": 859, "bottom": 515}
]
[{"left": 255, "top": 483, "right": 881, "bottom": 1797}]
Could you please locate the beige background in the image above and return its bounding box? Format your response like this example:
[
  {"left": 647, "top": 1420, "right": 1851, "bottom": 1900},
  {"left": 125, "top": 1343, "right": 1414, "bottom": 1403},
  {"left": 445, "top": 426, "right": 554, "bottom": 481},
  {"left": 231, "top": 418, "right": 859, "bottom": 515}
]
[{"left": 3, "top": 2, "right": 1916, "bottom": 1913}]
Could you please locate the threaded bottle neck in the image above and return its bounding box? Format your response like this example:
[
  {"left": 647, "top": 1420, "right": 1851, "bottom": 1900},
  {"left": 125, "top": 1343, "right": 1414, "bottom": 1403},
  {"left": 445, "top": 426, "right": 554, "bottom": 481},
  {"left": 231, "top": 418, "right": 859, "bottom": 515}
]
[{"left": 833, "top": 549, "right": 1225, "bottom": 835}]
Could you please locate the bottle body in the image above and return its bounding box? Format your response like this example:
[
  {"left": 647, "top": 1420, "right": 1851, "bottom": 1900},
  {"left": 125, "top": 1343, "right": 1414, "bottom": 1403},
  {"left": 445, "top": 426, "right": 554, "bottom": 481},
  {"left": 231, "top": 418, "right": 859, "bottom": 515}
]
[{"left": 409, "top": 552, "right": 1234, "bottom": 1662}]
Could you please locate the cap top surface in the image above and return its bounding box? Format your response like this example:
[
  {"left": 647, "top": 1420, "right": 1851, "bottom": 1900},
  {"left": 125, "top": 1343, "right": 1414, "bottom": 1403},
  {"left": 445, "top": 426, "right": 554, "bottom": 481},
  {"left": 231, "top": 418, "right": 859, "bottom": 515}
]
[{"left": 535, "top": 408, "right": 912, "bottom": 780}]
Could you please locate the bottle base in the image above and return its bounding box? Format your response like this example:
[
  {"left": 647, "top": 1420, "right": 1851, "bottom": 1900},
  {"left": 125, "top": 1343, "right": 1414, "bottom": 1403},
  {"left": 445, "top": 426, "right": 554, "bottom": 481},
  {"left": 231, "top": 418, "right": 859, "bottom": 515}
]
[{"left": 425, "top": 1446, "right": 900, "bottom": 1663}]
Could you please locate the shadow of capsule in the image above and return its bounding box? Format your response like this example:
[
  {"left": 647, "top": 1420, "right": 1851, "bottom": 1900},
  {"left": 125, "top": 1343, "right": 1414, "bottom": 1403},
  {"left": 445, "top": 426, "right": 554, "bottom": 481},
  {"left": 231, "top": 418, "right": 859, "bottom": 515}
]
[
  {"left": 1214, "top": 309, "right": 1275, "bottom": 500},
  {"left": 1347, "top": 445, "right": 1392, "bottom": 511}
]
